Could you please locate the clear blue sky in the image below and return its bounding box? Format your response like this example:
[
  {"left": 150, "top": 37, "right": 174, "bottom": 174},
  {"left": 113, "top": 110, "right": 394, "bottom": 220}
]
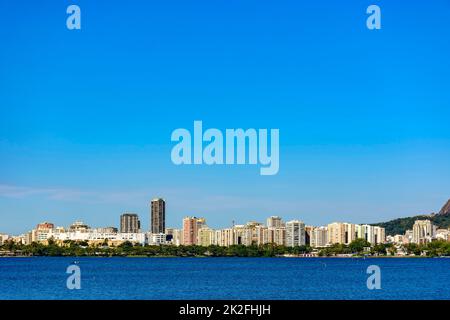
[{"left": 1, "top": 0, "right": 450, "bottom": 234}]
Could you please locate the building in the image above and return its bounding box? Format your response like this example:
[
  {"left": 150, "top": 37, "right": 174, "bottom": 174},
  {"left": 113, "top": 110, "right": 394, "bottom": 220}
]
[
  {"left": 182, "top": 216, "right": 205, "bottom": 245},
  {"left": 327, "top": 222, "right": 345, "bottom": 245},
  {"left": 120, "top": 213, "right": 141, "bottom": 233},
  {"left": 151, "top": 198, "right": 166, "bottom": 234},
  {"left": 36, "top": 222, "right": 54, "bottom": 230},
  {"left": 356, "top": 224, "right": 374, "bottom": 243},
  {"left": 232, "top": 224, "right": 247, "bottom": 245},
  {"left": 327, "top": 223, "right": 384, "bottom": 245},
  {"left": 266, "top": 216, "right": 283, "bottom": 228},
  {"left": 268, "top": 227, "right": 285, "bottom": 246},
  {"left": 373, "top": 226, "right": 385, "bottom": 244},
  {"left": 95, "top": 227, "right": 118, "bottom": 233},
  {"left": 148, "top": 233, "right": 167, "bottom": 245},
  {"left": 285, "top": 220, "right": 305, "bottom": 247},
  {"left": 390, "top": 234, "right": 405, "bottom": 245},
  {"left": 24, "top": 231, "right": 33, "bottom": 245},
  {"left": 310, "top": 226, "right": 328, "bottom": 248},
  {"left": 404, "top": 229, "right": 413, "bottom": 244},
  {"left": 32, "top": 222, "right": 56, "bottom": 242},
  {"left": 52, "top": 230, "right": 145, "bottom": 246},
  {"left": 214, "top": 228, "right": 234, "bottom": 247},
  {"left": 166, "top": 228, "right": 182, "bottom": 245},
  {"left": 255, "top": 225, "right": 269, "bottom": 245},
  {"left": 239, "top": 221, "right": 265, "bottom": 246},
  {"left": 305, "top": 226, "right": 314, "bottom": 246},
  {"left": 0, "top": 233, "right": 9, "bottom": 245},
  {"left": 69, "top": 221, "right": 90, "bottom": 232},
  {"left": 412, "top": 220, "right": 436, "bottom": 244},
  {"left": 341, "top": 223, "right": 357, "bottom": 244},
  {"left": 198, "top": 227, "right": 215, "bottom": 246},
  {"left": 436, "top": 229, "right": 450, "bottom": 242}
]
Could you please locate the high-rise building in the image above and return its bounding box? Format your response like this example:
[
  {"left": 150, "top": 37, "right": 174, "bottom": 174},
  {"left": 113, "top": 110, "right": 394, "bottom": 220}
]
[
  {"left": 268, "top": 227, "right": 285, "bottom": 246},
  {"left": 182, "top": 216, "right": 205, "bottom": 245},
  {"left": 266, "top": 216, "right": 283, "bottom": 228},
  {"left": 198, "top": 227, "right": 215, "bottom": 246},
  {"left": 255, "top": 225, "right": 269, "bottom": 246},
  {"left": 214, "top": 228, "right": 234, "bottom": 247},
  {"left": 327, "top": 222, "right": 345, "bottom": 245},
  {"left": 151, "top": 198, "right": 166, "bottom": 234},
  {"left": 285, "top": 220, "right": 306, "bottom": 247},
  {"left": 412, "top": 220, "right": 436, "bottom": 244},
  {"left": 328, "top": 222, "right": 358, "bottom": 245},
  {"left": 120, "top": 213, "right": 140, "bottom": 233},
  {"left": 305, "top": 225, "right": 314, "bottom": 246},
  {"left": 232, "top": 224, "right": 247, "bottom": 245},
  {"left": 373, "top": 226, "right": 385, "bottom": 244},
  {"left": 311, "top": 226, "right": 328, "bottom": 248}
]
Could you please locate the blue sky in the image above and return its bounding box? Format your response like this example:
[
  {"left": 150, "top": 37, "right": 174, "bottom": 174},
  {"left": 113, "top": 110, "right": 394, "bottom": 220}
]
[{"left": 1, "top": 0, "right": 450, "bottom": 234}]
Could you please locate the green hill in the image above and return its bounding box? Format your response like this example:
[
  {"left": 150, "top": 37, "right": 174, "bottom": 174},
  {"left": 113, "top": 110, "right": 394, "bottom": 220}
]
[{"left": 371, "top": 199, "right": 450, "bottom": 236}]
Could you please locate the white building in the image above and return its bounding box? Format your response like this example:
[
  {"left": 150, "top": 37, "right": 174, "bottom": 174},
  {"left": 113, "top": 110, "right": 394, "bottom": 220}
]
[
  {"left": 48, "top": 229, "right": 146, "bottom": 245},
  {"left": 165, "top": 228, "right": 182, "bottom": 246},
  {"left": 148, "top": 233, "right": 167, "bottom": 245},
  {"left": 436, "top": 229, "right": 450, "bottom": 242},
  {"left": 311, "top": 226, "right": 328, "bottom": 248},
  {"left": 412, "top": 220, "right": 436, "bottom": 244},
  {"left": 356, "top": 224, "right": 385, "bottom": 245},
  {"left": 285, "top": 220, "right": 306, "bottom": 247}
]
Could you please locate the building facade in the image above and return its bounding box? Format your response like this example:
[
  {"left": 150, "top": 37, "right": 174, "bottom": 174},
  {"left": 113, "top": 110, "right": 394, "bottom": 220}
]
[
  {"left": 120, "top": 213, "right": 141, "bottom": 233},
  {"left": 285, "top": 220, "right": 306, "bottom": 247},
  {"left": 151, "top": 198, "right": 166, "bottom": 234},
  {"left": 182, "top": 216, "right": 205, "bottom": 245},
  {"left": 412, "top": 220, "right": 436, "bottom": 244}
]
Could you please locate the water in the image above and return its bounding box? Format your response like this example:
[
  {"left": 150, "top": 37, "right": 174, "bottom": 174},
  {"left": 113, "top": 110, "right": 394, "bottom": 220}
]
[{"left": 0, "top": 257, "right": 449, "bottom": 300}]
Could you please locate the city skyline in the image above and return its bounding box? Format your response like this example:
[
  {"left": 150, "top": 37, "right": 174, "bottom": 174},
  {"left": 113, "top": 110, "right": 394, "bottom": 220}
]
[
  {"left": 2, "top": 197, "right": 448, "bottom": 255},
  {"left": 0, "top": 195, "right": 448, "bottom": 236}
]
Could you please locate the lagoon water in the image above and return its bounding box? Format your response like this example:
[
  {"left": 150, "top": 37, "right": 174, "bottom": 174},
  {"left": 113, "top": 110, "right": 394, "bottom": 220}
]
[{"left": 0, "top": 257, "right": 449, "bottom": 300}]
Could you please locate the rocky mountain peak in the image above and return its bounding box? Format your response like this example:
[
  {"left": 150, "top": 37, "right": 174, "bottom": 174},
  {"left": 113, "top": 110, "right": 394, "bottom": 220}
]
[{"left": 438, "top": 199, "right": 450, "bottom": 216}]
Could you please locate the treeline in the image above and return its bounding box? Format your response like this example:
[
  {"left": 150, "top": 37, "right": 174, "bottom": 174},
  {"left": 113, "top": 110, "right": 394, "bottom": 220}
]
[
  {"left": 318, "top": 239, "right": 450, "bottom": 257},
  {"left": 402, "top": 241, "right": 450, "bottom": 257},
  {"left": 0, "top": 239, "right": 312, "bottom": 257},
  {"left": 1, "top": 238, "right": 449, "bottom": 257}
]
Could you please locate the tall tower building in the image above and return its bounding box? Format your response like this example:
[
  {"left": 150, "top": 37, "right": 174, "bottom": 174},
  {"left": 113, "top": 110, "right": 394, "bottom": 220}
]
[
  {"left": 285, "top": 220, "right": 306, "bottom": 247},
  {"left": 182, "top": 216, "right": 205, "bottom": 245},
  {"left": 412, "top": 220, "right": 435, "bottom": 244},
  {"left": 120, "top": 213, "right": 140, "bottom": 233},
  {"left": 151, "top": 198, "right": 166, "bottom": 234}
]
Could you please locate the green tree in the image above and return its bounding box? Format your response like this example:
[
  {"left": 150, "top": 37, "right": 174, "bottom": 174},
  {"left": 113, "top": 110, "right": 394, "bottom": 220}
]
[{"left": 349, "top": 239, "right": 371, "bottom": 254}]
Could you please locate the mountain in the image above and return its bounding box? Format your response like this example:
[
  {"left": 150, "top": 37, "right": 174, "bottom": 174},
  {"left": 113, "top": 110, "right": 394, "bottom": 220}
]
[
  {"left": 438, "top": 199, "right": 450, "bottom": 216},
  {"left": 371, "top": 199, "right": 450, "bottom": 236}
]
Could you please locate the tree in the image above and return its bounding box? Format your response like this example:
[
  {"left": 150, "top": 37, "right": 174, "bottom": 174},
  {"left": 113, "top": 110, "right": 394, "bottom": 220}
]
[{"left": 349, "top": 239, "right": 371, "bottom": 254}]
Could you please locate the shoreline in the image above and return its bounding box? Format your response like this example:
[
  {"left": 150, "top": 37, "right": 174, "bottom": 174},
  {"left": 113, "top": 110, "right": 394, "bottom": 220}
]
[{"left": 0, "top": 255, "right": 445, "bottom": 259}]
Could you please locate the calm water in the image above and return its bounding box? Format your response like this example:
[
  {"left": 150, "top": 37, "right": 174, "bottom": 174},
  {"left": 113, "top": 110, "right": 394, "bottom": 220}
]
[{"left": 0, "top": 257, "right": 449, "bottom": 300}]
